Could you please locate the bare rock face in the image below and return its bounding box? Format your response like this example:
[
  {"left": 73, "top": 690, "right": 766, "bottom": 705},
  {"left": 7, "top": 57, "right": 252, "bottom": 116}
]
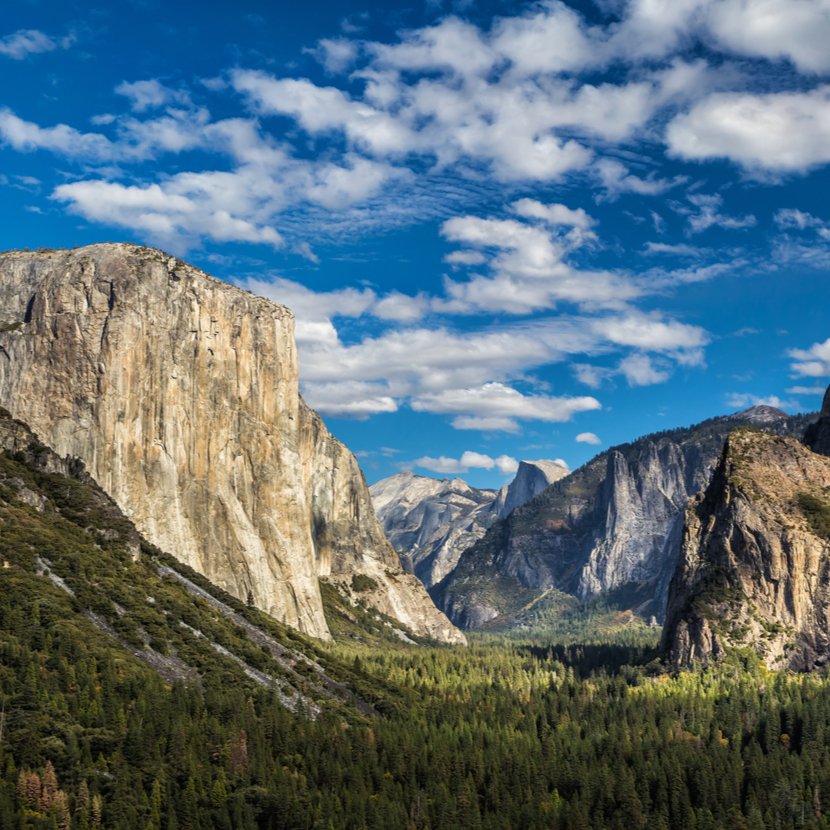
[
  {"left": 662, "top": 428, "right": 830, "bottom": 670},
  {"left": 370, "top": 472, "right": 501, "bottom": 588},
  {"left": 0, "top": 244, "right": 463, "bottom": 644}
]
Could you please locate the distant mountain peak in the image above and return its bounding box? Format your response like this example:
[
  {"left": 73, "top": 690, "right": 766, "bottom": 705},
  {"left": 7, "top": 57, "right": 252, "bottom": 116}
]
[{"left": 732, "top": 404, "right": 789, "bottom": 423}]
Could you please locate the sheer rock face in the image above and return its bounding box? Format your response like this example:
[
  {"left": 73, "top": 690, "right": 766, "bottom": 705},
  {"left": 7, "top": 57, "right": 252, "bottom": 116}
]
[
  {"left": 662, "top": 429, "right": 830, "bottom": 671},
  {"left": 435, "top": 407, "right": 815, "bottom": 630},
  {"left": 370, "top": 472, "right": 500, "bottom": 588},
  {"left": 369, "top": 461, "right": 569, "bottom": 590},
  {"left": 495, "top": 460, "right": 569, "bottom": 520},
  {"left": 0, "top": 244, "right": 463, "bottom": 644}
]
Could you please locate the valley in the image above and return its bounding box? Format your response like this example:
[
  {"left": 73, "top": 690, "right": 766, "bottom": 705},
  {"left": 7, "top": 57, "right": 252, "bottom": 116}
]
[{"left": 2, "top": 245, "right": 830, "bottom": 829}]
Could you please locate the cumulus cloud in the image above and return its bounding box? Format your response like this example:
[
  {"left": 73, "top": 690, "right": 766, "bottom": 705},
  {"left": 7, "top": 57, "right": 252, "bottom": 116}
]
[
  {"left": 572, "top": 363, "right": 615, "bottom": 389},
  {"left": 53, "top": 179, "right": 283, "bottom": 253},
  {"left": 789, "top": 338, "right": 830, "bottom": 377},
  {"left": 309, "top": 38, "right": 359, "bottom": 73},
  {"left": 115, "top": 79, "right": 192, "bottom": 112},
  {"left": 590, "top": 312, "right": 708, "bottom": 353},
  {"left": 667, "top": 87, "right": 830, "bottom": 173},
  {"left": 619, "top": 353, "right": 671, "bottom": 386},
  {"left": 511, "top": 198, "right": 595, "bottom": 230},
  {"left": 299, "top": 381, "right": 398, "bottom": 418},
  {"left": 411, "top": 382, "right": 601, "bottom": 430},
  {"left": 0, "top": 108, "right": 117, "bottom": 160},
  {"left": 576, "top": 432, "right": 602, "bottom": 445},
  {"left": 413, "top": 450, "right": 519, "bottom": 476},
  {"left": 439, "top": 212, "right": 639, "bottom": 314},
  {"left": 704, "top": 0, "right": 830, "bottom": 74}
]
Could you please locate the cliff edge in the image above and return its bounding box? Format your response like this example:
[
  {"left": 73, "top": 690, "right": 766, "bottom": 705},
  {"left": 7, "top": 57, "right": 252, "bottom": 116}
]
[{"left": 0, "top": 244, "right": 463, "bottom": 644}]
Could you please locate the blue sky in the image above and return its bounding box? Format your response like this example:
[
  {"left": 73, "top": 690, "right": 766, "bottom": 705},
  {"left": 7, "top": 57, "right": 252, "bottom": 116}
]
[{"left": 3, "top": 0, "right": 830, "bottom": 488}]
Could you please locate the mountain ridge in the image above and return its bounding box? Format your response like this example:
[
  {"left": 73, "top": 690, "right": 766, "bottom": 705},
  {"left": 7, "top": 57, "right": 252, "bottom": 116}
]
[{"left": 433, "top": 404, "right": 816, "bottom": 630}]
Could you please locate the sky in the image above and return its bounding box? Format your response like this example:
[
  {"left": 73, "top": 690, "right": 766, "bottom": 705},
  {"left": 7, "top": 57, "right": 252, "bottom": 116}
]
[{"left": 2, "top": 0, "right": 830, "bottom": 488}]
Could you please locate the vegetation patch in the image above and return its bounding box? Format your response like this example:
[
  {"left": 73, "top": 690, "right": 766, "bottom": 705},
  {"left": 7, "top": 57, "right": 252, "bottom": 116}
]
[
  {"left": 351, "top": 573, "right": 379, "bottom": 593},
  {"left": 797, "top": 491, "right": 830, "bottom": 539}
]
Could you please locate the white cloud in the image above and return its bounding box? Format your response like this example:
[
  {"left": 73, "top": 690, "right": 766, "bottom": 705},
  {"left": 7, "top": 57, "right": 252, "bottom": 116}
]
[
  {"left": 371, "top": 17, "right": 496, "bottom": 77},
  {"left": 413, "top": 449, "right": 519, "bottom": 476},
  {"left": 372, "top": 292, "right": 429, "bottom": 322},
  {"left": 619, "top": 353, "right": 671, "bottom": 386},
  {"left": 231, "top": 70, "right": 415, "bottom": 157},
  {"left": 310, "top": 38, "right": 359, "bottom": 73},
  {"left": 787, "top": 385, "right": 827, "bottom": 395},
  {"left": 789, "top": 338, "right": 830, "bottom": 377},
  {"left": 511, "top": 198, "right": 595, "bottom": 230},
  {"left": 576, "top": 431, "right": 602, "bottom": 445},
  {"left": 704, "top": 0, "right": 830, "bottom": 74},
  {"left": 667, "top": 87, "right": 830, "bottom": 173},
  {"left": 411, "top": 382, "right": 601, "bottom": 425},
  {"left": 643, "top": 241, "right": 702, "bottom": 256},
  {"left": 612, "top": 0, "right": 830, "bottom": 73},
  {"left": 572, "top": 363, "right": 615, "bottom": 389},
  {"left": 0, "top": 29, "right": 70, "bottom": 60},
  {"left": 301, "top": 381, "right": 398, "bottom": 418},
  {"left": 451, "top": 416, "right": 520, "bottom": 432},
  {"left": 774, "top": 208, "right": 824, "bottom": 231},
  {"left": 492, "top": 3, "right": 599, "bottom": 75},
  {"left": 439, "top": 213, "right": 638, "bottom": 314},
  {"left": 444, "top": 250, "right": 487, "bottom": 266},
  {"left": 115, "top": 79, "right": 192, "bottom": 112},
  {"left": 590, "top": 313, "right": 708, "bottom": 353},
  {"left": 674, "top": 193, "right": 757, "bottom": 235},
  {"left": 0, "top": 108, "right": 116, "bottom": 160},
  {"left": 53, "top": 178, "right": 283, "bottom": 253},
  {"left": 596, "top": 158, "right": 687, "bottom": 200}
]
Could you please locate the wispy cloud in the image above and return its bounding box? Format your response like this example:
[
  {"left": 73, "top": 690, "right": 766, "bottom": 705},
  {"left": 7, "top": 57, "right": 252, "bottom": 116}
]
[{"left": 0, "top": 29, "right": 73, "bottom": 60}]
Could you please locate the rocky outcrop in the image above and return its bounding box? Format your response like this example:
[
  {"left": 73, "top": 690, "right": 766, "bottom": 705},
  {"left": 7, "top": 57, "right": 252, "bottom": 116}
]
[
  {"left": 370, "top": 460, "right": 569, "bottom": 590},
  {"left": 435, "top": 407, "right": 815, "bottom": 629},
  {"left": 0, "top": 244, "right": 463, "bottom": 644},
  {"left": 661, "top": 428, "right": 830, "bottom": 670},
  {"left": 495, "top": 460, "right": 569, "bottom": 519}
]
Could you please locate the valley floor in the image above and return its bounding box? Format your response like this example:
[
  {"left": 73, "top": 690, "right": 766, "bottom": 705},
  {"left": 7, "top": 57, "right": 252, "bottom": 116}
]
[{"left": 4, "top": 595, "right": 830, "bottom": 830}]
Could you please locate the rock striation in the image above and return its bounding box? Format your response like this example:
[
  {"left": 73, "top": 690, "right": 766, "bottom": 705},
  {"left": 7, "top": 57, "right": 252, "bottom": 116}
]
[
  {"left": 661, "top": 427, "right": 830, "bottom": 670},
  {"left": 435, "top": 407, "right": 815, "bottom": 629},
  {"left": 0, "top": 244, "right": 463, "bottom": 644},
  {"left": 371, "top": 472, "right": 500, "bottom": 589},
  {"left": 370, "top": 460, "right": 568, "bottom": 589}
]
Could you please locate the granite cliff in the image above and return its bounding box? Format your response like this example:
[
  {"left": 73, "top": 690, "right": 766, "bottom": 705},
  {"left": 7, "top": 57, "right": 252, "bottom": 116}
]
[
  {"left": 370, "top": 460, "right": 568, "bottom": 589},
  {"left": 434, "top": 407, "right": 814, "bottom": 630},
  {"left": 661, "top": 427, "right": 830, "bottom": 670},
  {"left": 0, "top": 244, "right": 463, "bottom": 644}
]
